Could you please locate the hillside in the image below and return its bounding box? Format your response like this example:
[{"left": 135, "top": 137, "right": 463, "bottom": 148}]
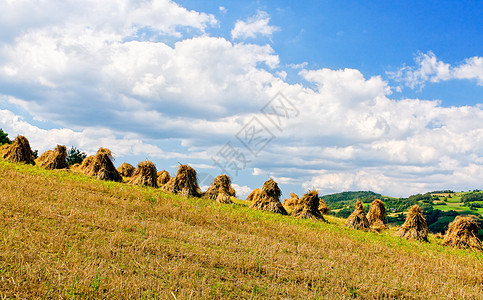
[
  {"left": 0, "top": 160, "right": 482, "bottom": 299},
  {"left": 324, "top": 191, "right": 483, "bottom": 237}
]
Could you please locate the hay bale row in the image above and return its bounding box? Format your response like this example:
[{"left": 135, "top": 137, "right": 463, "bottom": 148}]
[
  {"left": 3, "top": 135, "right": 481, "bottom": 252},
  {"left": 1, "top": 135, "right": 35, "bottom": 165},
  {"left": 36, "top": 145, "right": 69, "bottom": 170},
  {"left": 203, "top": 174, "right": 236, "bottom": 204},
  {"left": 248, "top": 178, "right": 287, "bottom": 215}
]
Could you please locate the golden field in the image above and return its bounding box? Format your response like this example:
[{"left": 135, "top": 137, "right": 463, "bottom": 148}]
[{"left": 0, "top": 159, "right": 482, "bottom": 299}]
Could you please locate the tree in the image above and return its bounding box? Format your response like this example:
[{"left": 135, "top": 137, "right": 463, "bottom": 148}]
[
  {"left": 66, "top": 146, "right": 87, "bottom": 166},
  {"left": 0, "top": 129, "right": 11, "bottom": 145}
]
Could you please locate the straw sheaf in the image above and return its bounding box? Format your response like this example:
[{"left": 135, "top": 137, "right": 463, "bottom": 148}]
[
  {"left": 290, "top": 190, "right": 325, "bottom": 221},
  {"left": 249, "top": 179, "right": 287, "bottom": 215},
  {"left": 128, "top": 160, "right": 158, "bottom": 187},
  {"left": 204, "top": 174, "right": 236, "bottom": 204},
  {"left": 442, "top": 216, "right": 482, "bottom": 251},
  {"left": 345, "top": 200, "right": 370, "bottom": 230},
  {"left": 367, "top": 199, "right": 387, "bottom": 231},
  {"left": 79, "top": 148, "right": 122, "bottom": 182},
  {"left": 156, "top": 170, "right": 171, "bottom": 187},
  {"left": 318, "top": 198, "right": 330, "bottom": 215},
  {"left": 1, "top": 135, "right": 35, "bottom": 165},
  {"left": 283, "top": 193, "right": 299, "bottom": 208},
  {"left": 117, "top": 162, "right": 135, "bottom": 177},
  {"left": 36, "top": 145, "right": 69, "bottom": 170},
  {"left": 396, "top": 205, "right": 428, "bottom": 242},
  {"left": 163, "top": 164, "right": 201, "bottom": 197}
]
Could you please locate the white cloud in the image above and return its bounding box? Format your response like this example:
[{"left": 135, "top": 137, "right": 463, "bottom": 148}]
[
  {"left": 232, "top": 184, "right": 252, "bottom": 199},
  {"left": 0, "top": 109, "right": 177, "bottom": 160},
  {"left": 231, "top": 11, "right": 279, "bottom": 40},
  {"left": 1, "top": 1, "right": 483, "bottom": 198},
  {"left": 389, "top": 51, "right": 483, "bottom": 89},
  {"left": 0, "top": 0, "right": 217, "bottom": 41}
]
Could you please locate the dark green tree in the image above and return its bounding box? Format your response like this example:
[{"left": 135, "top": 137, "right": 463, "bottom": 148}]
[
  {"left": 66, "top": 146, "right": 87, "bottom": 166},
  {"left": 0, "top": 129, "right": 11, "bottom": 145}
]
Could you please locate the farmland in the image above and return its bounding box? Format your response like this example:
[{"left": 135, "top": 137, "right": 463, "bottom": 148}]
[{"left": 0, "top": 159, "right": 482, "bottom": 299}]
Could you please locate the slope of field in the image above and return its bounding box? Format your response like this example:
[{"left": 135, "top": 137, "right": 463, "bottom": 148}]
[{"left": 0, "top": 160, "right": 482, "bottom": 299}]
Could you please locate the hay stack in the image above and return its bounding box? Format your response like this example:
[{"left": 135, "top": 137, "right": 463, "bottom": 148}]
[
  {"left": 1, "top": 135, "right": 35, "bottom": 165},
  {"left": 283, "top": 193, "right": 299, "bottom": 209},
  {"left": 319, "top": 198, "right": 330, "bottom": 215},
  {"left": 345, "top": 200, "right": 370, "bottom": 230},
  {"left": 442, "top": 216, "right": 482, "bottom": 251},
  {"left": 163, "top": 164, "right": 201, "bottom": 197},
  {"left": 247, "top": 188, "right": 263, "bottom": 202},
  {"left": 117, "top": 162, "right": 135, "bottom": 177},
  {"left": 36, "top": 145, "right": 69, "bottom": 170},
  {"left": 290, "top": 190, "right": 325, "bottom": 220},
  {"left": 367, "top": 199, "right": 387, "bottom": 231},
  {"left": 249, "top": 178, "right": 287, "bottom": 215},
  {"left": 204, "top": 174, "right": 236, "bottom": 204},
  {"left": 128, "top": 160, "right": 158, "bottom": 187},
  {"left": 79, "top": 148, "right": 122, "bottom": 182},
  {"left": 396, "top": 205, "right": 428, "bottom": 242},
  {"left": 157, "top": 170, "right": 171, "bottom": 187}
]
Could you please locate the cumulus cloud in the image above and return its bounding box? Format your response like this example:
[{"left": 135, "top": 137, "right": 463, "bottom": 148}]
[
  {"left": 231, "top": 11, "right": 279, "bottom": 40},
  {"left": 389, "top": 51, "right": 483, "bottom": 89},
  {"left": 0, "top": 0, "right": 217, "bottom": 41},
  {"left": 1, "top": 1, "right": 483, "bottom": 197},
  {"left": 0, "top": 108, "right": 180, "bottom": 160}
]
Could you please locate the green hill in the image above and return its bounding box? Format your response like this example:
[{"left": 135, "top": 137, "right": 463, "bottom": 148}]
[{"left": 0, "top": 160, "right": 482, "bottom": 299}]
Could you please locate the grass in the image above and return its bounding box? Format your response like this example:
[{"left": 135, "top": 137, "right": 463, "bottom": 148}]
[{"left": 0, "top": 159, "right": 482, "bottom": 299}]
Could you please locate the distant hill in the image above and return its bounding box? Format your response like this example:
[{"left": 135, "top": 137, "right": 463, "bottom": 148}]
[{"left": 321, "top": 191, "right": 381, "bottom": 204}]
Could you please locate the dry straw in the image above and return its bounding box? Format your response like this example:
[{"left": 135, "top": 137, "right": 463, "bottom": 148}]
[
  {"left": 290, "top": 190, "right": 325, "bottom": 221},
  {"left": 129, "top": 160, "right": 158, "bottom": 187},
  {"left": 319, "top": 198, "right": 330, "bottom": 215},
  {"left": 282, "top": 193, "right": 299, "bottom": 209},
  {"left": 345, "top": 200, "right": 370, "bottom": 230},
  {"left": 442, "top": 216, "right": 482, "bottom": 251},
  {"left": 157, "top": 170, "right": 171, "bottom": 187},
  {"left": 249, "top": 178, "right": 287, "bottom": 215},
  {"left": 163, "top": 164, "right": 201, "bottom": 197},
  {"left": 367, "top": 199, "right": 387, "bottom": 232},
  {"left": 36, "top": 145, "right": 69, "bottom": 170},
  {"left": 203, "top": 174, "right": 236, "bottom": 204},
  {"left": 117, "top": 162, "right": 135, "bottom": 177},
  {"left": 79, "top": 148, "right": 122, "bottom": 182},
  {"left": 1, "top": 135, "right": 35, "bottom": 165},
  {"left": 396, "top": 205, "right": 428, "bottom": 242}
]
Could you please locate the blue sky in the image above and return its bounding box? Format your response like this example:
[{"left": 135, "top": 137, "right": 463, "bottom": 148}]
[{"left": 0, "top": 0, "right": 482, "bottom": 198}]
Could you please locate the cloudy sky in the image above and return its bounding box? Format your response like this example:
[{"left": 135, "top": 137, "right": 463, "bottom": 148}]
[{"left": 1, "top": 0, "right": 482, "bottom": 198}]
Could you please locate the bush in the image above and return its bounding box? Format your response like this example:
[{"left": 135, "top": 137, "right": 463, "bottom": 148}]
[
  {"left": 0, "top": 129, "right": 11, "bottom": 145},
  {"left": 66, "top": 146, "right": 87, "bottom": 166},
  {"left": 461, "top": 193, "right": 483, "bottom": 203}
]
